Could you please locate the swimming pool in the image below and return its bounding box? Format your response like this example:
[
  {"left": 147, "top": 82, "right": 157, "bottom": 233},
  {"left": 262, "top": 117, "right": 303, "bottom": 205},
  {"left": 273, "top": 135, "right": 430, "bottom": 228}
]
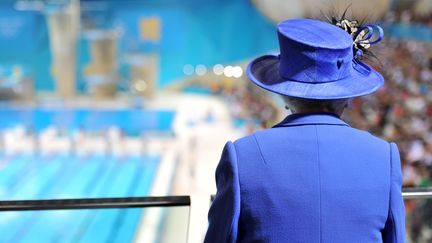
[
  {"left": 0, "top": 108, "right": 176, "bottom": 242},
  {"left": 0, "top": 154, "right": 160, "bottom": 243}
]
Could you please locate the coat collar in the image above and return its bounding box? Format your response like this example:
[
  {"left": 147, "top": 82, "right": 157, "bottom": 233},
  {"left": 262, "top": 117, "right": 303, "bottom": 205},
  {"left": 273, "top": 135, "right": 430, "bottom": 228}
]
[{"left": 273, "top": 112, "right": 350, "bottom": 128}]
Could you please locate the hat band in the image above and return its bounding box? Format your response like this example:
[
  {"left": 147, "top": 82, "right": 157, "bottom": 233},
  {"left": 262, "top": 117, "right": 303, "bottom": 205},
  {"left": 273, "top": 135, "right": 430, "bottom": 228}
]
[
  {"left": 352, "top": 59, "right": 372, "bottom": 76},
  {"left": 278, "top": 60, "right": 373, "bottom": 84}
]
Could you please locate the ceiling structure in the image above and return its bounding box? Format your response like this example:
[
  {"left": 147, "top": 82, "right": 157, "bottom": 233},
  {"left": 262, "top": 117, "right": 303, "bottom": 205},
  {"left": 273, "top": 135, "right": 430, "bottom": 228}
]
[{"left": 251, "top": 0, "right": 392, "bottom": 23}]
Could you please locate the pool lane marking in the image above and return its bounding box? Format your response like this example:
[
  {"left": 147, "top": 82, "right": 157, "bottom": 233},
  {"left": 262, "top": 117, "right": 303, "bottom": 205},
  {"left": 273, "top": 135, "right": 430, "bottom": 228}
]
[
  {"left": 9, "top": 155, "right": 84, "bottom": 242},
  {"left": 0, "top": 155, "right": 28, "bottom": 198},
  {"left": 75, "top": 156, "right": 144, "bottom": 243},
  {"left": 108, "top": 156, "right": 160, "bottom": 243},
  {"left": 49, "top": 155, "right": 116, "bottom": 243},
  {"left": 61, "top": 156, "right": 123, "bottom": 243},
  {"left": 0, "top": 155, "right": 63, "bottom": 242},
  {"left": 14, "top": 156, "right": 95, "bottom": 243},
  {"left": 3, "top": 155, "right": 41, "bottom": 198},
  {"left": 105, "top": 156, "right": 157, "bottom": 243}
]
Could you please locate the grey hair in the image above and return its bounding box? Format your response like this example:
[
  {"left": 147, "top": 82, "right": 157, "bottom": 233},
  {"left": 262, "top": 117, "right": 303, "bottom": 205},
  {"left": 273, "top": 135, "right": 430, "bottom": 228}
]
[{"left": 282, "top": 96, "right": 350, "bottom": 114}]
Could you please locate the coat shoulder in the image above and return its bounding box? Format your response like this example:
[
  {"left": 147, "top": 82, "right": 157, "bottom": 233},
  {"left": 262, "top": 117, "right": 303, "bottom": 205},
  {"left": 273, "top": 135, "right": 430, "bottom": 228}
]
[
  {"left": 234, "top": 125, "right": 392, "bottom": 151},
  {"left": 347, "top": 126, "right": 392, "bottom": 147}
]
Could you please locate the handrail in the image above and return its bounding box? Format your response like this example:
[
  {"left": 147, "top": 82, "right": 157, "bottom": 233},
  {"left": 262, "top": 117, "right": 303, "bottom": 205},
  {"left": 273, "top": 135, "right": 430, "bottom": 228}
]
[
  {"left": 0, "top": 196, "right": 191, "bottom": 211},
  {"left": 0, "top": 188, "right": 430, "bottom": 212},
  {"left": 208, "top": 188, "right": 432, "bottom": 203},
  {"left": 402, "top": 188, "right": 432, "bottom": 199},
  {"left": 402, "top": 187, "right": 432, "bottom": 199},
  {"left": 402, "top": 191, "right": 432, "bottom": 199}
]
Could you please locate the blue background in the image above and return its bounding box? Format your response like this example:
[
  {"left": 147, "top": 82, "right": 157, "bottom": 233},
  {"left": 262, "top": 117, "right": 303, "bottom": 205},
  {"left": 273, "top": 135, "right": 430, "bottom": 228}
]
[{"left": 0, "top": 0, "right": 277, "bottom": 92}]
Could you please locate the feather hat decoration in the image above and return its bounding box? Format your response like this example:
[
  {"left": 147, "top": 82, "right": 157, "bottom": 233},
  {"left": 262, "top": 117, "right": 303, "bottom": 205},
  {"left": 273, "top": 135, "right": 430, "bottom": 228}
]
[{"left": 323, "top": 6, "right": 384, "bottom": 62}]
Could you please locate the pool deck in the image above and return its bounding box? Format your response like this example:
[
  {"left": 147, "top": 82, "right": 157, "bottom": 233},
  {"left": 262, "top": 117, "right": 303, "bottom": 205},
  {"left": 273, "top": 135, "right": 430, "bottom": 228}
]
[{"left": 143, "top": 92, "right": 243, "bottom": 243}]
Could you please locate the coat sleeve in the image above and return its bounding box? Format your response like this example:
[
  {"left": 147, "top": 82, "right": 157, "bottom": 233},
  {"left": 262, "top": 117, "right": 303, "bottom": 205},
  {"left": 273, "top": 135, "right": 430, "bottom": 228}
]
[
  {"left": 382, "top": 142, "right": 406, "bottom": 243},
  {"left": 204, "top": 141, "right": 241, "bottom": 243}
]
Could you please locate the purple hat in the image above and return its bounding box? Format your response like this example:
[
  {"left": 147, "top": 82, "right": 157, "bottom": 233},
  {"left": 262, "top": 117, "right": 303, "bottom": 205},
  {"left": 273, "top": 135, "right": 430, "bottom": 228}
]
[{"left": 247, "top": 18, "right": 384, "bottom": 99}]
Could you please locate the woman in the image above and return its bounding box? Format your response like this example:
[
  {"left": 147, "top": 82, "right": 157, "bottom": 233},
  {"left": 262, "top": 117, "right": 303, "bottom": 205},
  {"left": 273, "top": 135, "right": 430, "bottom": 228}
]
[{"left": 204, "top": 18, "right": 405, "bottom": 242}]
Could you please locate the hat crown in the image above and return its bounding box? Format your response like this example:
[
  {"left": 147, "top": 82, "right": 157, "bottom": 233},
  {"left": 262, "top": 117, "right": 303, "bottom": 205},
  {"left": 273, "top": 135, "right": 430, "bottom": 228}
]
[
  {"left": 277, "top": 19, "right": 355, "bottom": 83},
  {"left": 277, "top": 19, "right": 353, "bottom": 49}
]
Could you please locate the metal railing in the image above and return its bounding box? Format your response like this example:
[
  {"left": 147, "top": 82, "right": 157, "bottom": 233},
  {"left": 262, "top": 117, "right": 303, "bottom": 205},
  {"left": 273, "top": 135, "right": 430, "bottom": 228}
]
[
  {"left": 0, "top": 196, "right": 191, "bottom": 211},
  {"left": 0, "top": 196, "right": 192, "bottom": 243},
  {"left": 402, "top": 187, "right": 432, "bottom": 199},
  {"left": 208, "top": 188, "right": 432, "bottom": 202},
  {"left": 0, "top": 188, "right": 427, "bottom": 212},
  {"left": 0, "top": 189, "right": 429, "bottom": 243}
]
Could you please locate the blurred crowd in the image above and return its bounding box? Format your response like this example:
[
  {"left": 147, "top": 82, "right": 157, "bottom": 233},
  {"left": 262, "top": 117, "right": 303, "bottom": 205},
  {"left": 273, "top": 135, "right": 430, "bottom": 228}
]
[
  {"left": 345, "top": 39, "right": 432, "bottom": 190},
  {"left": 343, "top": 37, "right": 432, "bottom": 189},
  {"left": 183, "top": 77, "right": 280, "bottom": 131},
  {"left": 338, "top": 25, "right": 432, "bottom": 240},
  {"left": 386, "top": 9, "right": 432, "bottom": 26},
  {"left": 214, "top": 84, "right": 279, "bottom": 131}
]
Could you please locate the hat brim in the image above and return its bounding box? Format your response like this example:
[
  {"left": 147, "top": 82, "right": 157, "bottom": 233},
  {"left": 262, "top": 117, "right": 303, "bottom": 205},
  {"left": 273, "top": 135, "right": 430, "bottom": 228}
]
[{"left": 247, "top": 54, "right": 384, "bottom": 99}]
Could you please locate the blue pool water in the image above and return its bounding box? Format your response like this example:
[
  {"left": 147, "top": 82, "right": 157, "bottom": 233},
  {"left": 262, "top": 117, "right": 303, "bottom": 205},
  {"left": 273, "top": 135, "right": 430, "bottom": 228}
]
[
  {"left": 0, "top": 108, "right": 173, "bottom": 242},
  {"left": 0, "top": 154, "right": 160, "bottom": 243},
  {"left": 0, "top": 108, "right": 176, "bottom": 135}
]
